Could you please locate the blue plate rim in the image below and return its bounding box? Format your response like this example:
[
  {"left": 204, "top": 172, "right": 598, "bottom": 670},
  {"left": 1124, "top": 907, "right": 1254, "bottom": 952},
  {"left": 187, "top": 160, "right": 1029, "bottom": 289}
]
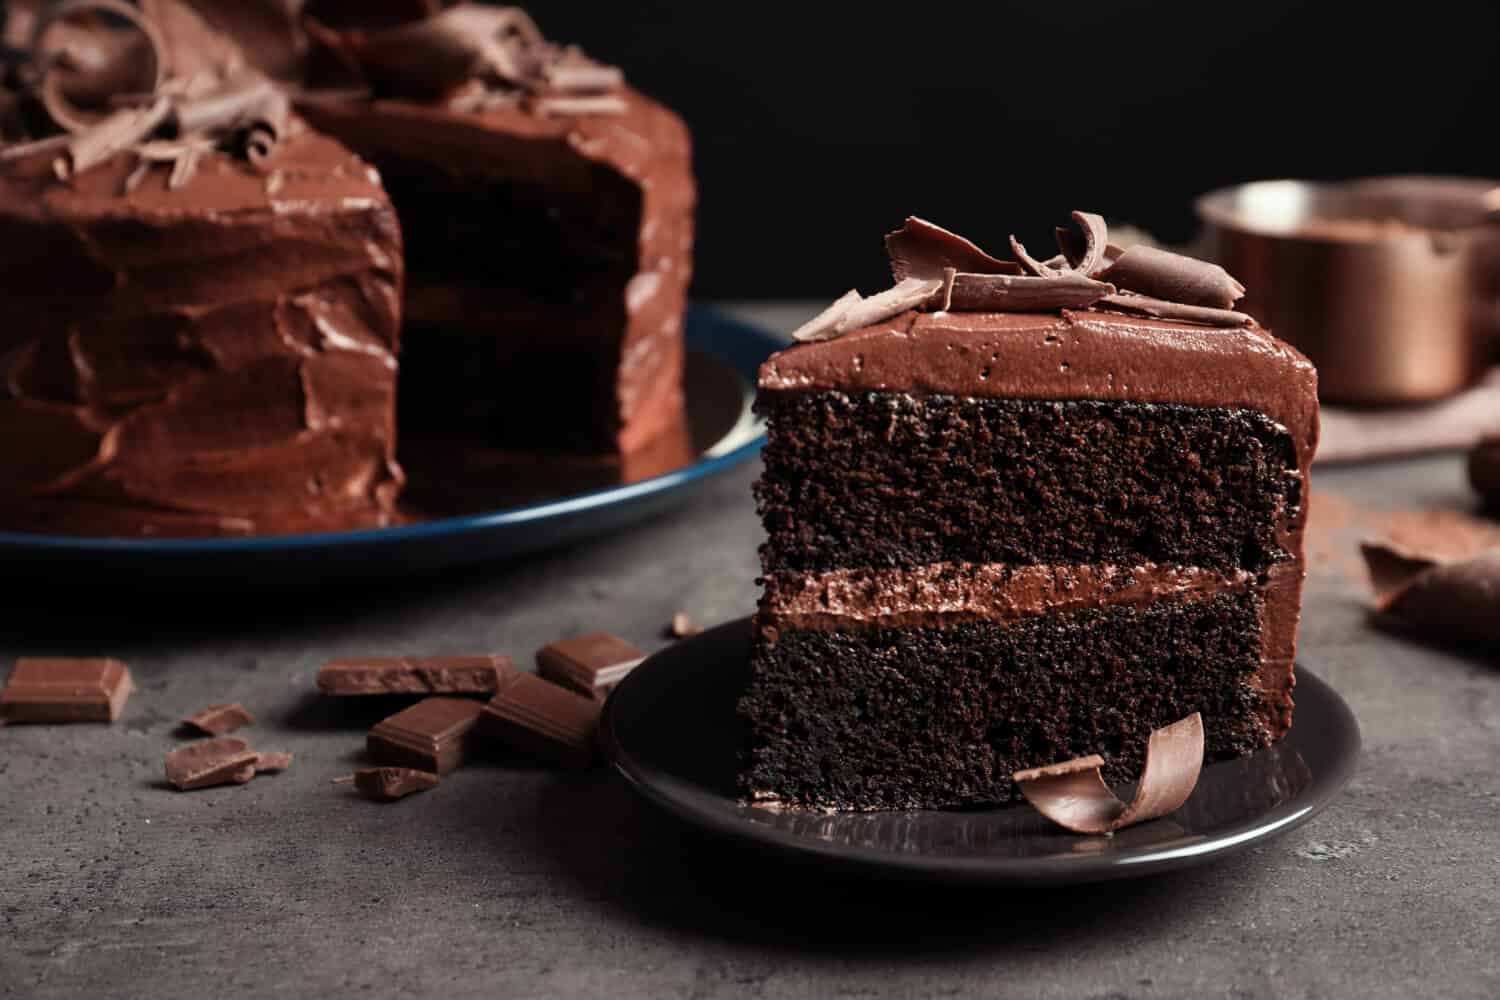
[{"left": 0, "top": 306, "right": 779, "bottom": 555}]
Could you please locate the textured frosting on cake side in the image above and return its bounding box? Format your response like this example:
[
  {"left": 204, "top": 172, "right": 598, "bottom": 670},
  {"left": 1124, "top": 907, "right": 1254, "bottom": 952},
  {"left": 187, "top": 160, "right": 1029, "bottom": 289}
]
[{"left": 0, "top": 128, "right": 405, "bottom": 536}]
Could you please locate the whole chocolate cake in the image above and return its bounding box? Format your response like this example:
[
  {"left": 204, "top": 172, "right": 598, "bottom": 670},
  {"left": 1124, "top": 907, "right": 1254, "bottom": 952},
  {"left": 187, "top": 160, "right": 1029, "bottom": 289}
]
[
  {"left": 289, "top": 2, "right": 695, "bottom": 454},
  {"left": 740, "top": 214, "right": 1320, "bottom": 811},
  {"left": 0, "top": 0, "right": 403, "bottom": 536}
]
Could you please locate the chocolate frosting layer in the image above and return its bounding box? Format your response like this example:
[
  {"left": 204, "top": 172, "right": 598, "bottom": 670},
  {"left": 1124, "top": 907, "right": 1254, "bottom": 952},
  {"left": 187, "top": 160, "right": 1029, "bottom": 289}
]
[
  {"left": 761, "top": 309, "right": 1320, "bottom": 456},
  {"left": 759, "top": 561, "right": 1255, "bottom": 631},
  {"left": 0, "top": 126, "right": 404, "bottom": 536}
]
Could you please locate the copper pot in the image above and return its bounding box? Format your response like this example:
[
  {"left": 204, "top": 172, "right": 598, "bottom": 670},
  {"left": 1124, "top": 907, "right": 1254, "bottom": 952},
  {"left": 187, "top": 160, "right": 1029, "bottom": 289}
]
[{"left": 1196, "top": 177, "right": 1500, "bottom": 405}]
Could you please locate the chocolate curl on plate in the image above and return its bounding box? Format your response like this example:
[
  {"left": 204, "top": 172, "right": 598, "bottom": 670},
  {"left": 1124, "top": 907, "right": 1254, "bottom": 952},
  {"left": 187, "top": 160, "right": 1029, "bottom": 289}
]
[
  {"left": 790, "top": 280, "right": 942, "bottom": 343},
  {"left": 886, "top": 216, "right": 1018, "bottom": 281},
  {"left": 1095, "top": 244, "right": 1247, "bottom": 310},
  {"left": 948, "top": 270, "right": 1114, "bottom": 312},
  {"left": 1096, "top": 291, "right": 1253, "bottom": 328},
  {"left": 1361, "top": 540, "right": 1500, "bottom": 648},
  {"left": 1013, "top": 713, "right": 1205, "bottom": 834}
]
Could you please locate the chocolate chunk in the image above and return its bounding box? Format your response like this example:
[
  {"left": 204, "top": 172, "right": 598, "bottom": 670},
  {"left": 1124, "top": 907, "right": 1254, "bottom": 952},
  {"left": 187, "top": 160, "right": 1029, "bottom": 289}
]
[
  {"left": 947, "top": 270, "right": 1114, "bottom": 312},
  {"left": 352, "top": 767, "right": 440, "bottom": 802},
  {"left": 367, "top": 696, "right": 485, "bottom": 774},
  {"left": 1469, "top": 435, "right": 1500, "bottom": 506},
  {"left": 318, "top": 654, "right": 515, "bottom": 695},
  {"left": 1094, "top": 292, "right": 1254, "bottom": 328},
  {"left": 0, "top": 657, "right": 134, "bottom": 723},
  {"left": 165, "top": 738, "right": 261, "bottom": 791},
  {"left": 1095, "top": 245, "right": 1247, "bottom": 309},
  {"left": 482, "top": 673, "right": 601, "bottom": 768},
  {"left": 886, "top": 216, "right": 1019, "bottom": 281},
  {"left": 254, "top": 751, "right": 294, "bottom": 774},
  {"left": 1013, "top": 713, "right": 1205, "bottom": 834},
  {"left": 1361, "top": 540, "right": 1500, "bottom": 647},
  {"left": 181, "top": 703, "right": 254, "bottom": 736},
  {"left": 536, "top": 632, "right": 645, "bottom": 700}
]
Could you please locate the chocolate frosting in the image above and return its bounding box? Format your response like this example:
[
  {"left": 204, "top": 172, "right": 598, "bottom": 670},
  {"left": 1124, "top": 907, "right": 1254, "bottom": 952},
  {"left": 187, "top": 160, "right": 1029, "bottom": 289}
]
[{"left": 0, "top": 126, "right": 404, "bottom": 536}]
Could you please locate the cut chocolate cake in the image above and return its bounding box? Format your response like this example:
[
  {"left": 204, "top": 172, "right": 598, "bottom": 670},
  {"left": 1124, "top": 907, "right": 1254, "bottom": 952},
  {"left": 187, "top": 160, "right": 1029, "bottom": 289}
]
[
  {"left": 0, "top": 0, "right": 403, "bottom": 536},
  {"left": 290, "top": 3, "right": 695, "bottom": 455},
  {"left": 740, "top": 214, "right": 1319, "bottom": 811}
]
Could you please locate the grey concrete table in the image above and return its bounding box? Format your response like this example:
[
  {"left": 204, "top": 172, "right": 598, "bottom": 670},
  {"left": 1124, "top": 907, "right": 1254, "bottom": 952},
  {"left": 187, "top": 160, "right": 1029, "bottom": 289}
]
[{"left": 3, "top": 304, "right": 1498, "bottom": 999}]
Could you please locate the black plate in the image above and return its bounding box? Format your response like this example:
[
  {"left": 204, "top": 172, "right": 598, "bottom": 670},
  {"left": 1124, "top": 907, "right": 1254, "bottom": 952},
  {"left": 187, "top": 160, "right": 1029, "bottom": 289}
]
[{"left": 600, "top": 618, "right": 1361, "bottom": 885}]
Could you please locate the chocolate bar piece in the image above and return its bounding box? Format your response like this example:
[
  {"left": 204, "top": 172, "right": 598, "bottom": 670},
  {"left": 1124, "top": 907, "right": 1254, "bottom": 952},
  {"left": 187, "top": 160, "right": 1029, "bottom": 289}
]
[
  {"left": 535, "top": 633, "right": 644, "bottom": 701},
  {"left": 353, "top": 767, "right": 440, "bottom": 802},
  {"left": 0, "top": 657, "right": 135, "bottom": 723},
  {"left": 254, "top": 751, "right": 295, "bottom": 774},
  {"left": 482, "top": 673, "right": 600, "bottom": 769},
  {"left": 181, "top": 703, "right": 255, "bottom": 736},
  {"left": 318, "top": 655, "right": 515, "bottom": 695},
  {"left": 165, "top": 738, "right": 260, "bottom": 791},
  {"left": 367, "top": 696, "right": 485, "bottom": 774}
]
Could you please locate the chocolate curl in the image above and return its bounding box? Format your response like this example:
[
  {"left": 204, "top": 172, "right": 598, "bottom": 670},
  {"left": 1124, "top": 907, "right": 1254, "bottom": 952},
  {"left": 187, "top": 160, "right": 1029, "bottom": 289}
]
[
  {"left": 1055, "top": 210, "right": 1110, "bottom": 275},
  {"left": 886, "top": 216, "right": 1018, "bottom": 282},
  {"left": 790, "top": 280, "right": 942, "bottom": 343},
  {"left": 333, "top": 4, "right": 548, "bottom": 100},
  {"left": 948, "top": 270, "right": 1114, "bottom": 312},
  {"left": 1360, "top": 540, "right": 1500, "bottom": 648},
  {"left": 1008, "top": 233, "right": 1063, "bottom": 277},
  {"left": 1096, "top": 244, "right": 1247, "bottom": 310},
  {"left": 1096, "top": 291, "right": 1253, "bottom": 328},
  {"left": 33, "top": 0, "right": 167, "bottom": 132},
  {"left": 1013, "top": 713, "right": 1205, "bottom": 835},
  {"left": 63, "top": 94, "right": 169, "bottom": 174}
]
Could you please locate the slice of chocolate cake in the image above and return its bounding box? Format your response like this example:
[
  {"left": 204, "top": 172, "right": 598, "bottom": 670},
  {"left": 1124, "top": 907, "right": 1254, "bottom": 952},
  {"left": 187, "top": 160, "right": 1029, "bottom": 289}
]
[
  {"left": 290, "top": 3, "right": 695, "bottom": 455},
  {"left": 740, "top": 214, "right": 1319, "bottom": 811},
  {"left": 0, "top": 1, "right": 403, "bottom": 536}
]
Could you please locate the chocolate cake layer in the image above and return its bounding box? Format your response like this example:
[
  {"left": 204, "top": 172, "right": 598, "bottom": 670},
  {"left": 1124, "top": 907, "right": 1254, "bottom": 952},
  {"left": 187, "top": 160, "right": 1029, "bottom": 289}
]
[
  {"left": 756, "top": 393, "right": 1302, "bottom": 576},
  {"left": 0, "top": 128, "right": 404, "bottom": 536},
  {"left": 741, "top": 591, "right": 1268, "bottom": 811},
  {"left": 297, "top": 89, "right": 694, "bottom": 453}
]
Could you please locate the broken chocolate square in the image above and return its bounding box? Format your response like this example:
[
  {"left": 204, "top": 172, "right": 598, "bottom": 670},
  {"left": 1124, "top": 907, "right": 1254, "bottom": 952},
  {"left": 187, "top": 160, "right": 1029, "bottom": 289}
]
[
  {"left": 482, "top": 673, "right": 600, "bottom": 769},
  {"left": 181, "top": 702, "right": 255, "bottom": 736},
  {"left": 535, "top": 632, "right": 644, "bottom": 701},
  {"left": 367, "top": 696, "right": 485, "bottom": 774},
  {"left": 0, "top": 657, "right": 135, "bottom": 723},
  {"left": 352, "top": 767, "right": 440, "bottom": 802},
  {"left": 165, "top": 738, "right": 261, "bottom": 791},
  {"left": 318, "top": 654, "right": 516, "bottom": 695}
]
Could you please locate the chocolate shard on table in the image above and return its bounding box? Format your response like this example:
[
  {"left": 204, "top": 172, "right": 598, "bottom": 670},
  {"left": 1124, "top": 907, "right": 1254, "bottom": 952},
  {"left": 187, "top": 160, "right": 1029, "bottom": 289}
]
[
  {"left": 1361, "top": 540, "right": 1500, "bottom": 648},
  {"left": 0, "top": 658, "right": 135, "bottom": 723},
  {"left": 744, "top": 211, "right": 1318, "bottom": 811},
  {"left": 367, "top": 696, "right": 486, "bottom": 774},
  {"left": 352, "top": 766, "right": 440, "bottom": 802},
  {"left": 254, "top": 751, "right": 295, "bottom": 774},
  {"left": 482, "top": 673, "right": 601, "bottom": 768},
  {"left": 1013, "top": 714, "right": 1205, "bottom": 834},
  {"left": 181, "top": 702, "right": 255, "bottom": 736},
  {"left": 535, "top": 632, "right": 645, "bottom": 701},
  {"left": 165, "top": 737, "right": 260, "bottom": 791},
  {"left": 317, "top": 655, "right": 516, "bottom": 695},
  {"left": 0, "top": 0, "right": 404, "bottom": 539}
]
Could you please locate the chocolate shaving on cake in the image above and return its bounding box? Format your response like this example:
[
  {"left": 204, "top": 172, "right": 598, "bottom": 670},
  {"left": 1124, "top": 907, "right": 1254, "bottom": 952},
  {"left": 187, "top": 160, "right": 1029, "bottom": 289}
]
[
  {"left": 1360, "top": 540, "right": 1500, "bottom": 648},
  {"left": 0, "top": 1, "right": 294, "bottom": 187},
  {"left": 1095, "top": 292, "right": 1254, "bottom": 328},
  {"left": 800, "top": 213, "right": 1255, "bottom": 343},
  {"left": 307, "top": 3, "right": 625, "bottom": 116},
  {"left": 1013, "top": 713, "right": 1205, "bottom": 834},
  {"left": 1095, "top": 244, "right": 1247, "bottom": 310},
  {"left": 886, "top": 216, "right": 1018, "bottom": 281},
  {"left": 949, "top": 270, "right": 1115, "bottom": 312}
]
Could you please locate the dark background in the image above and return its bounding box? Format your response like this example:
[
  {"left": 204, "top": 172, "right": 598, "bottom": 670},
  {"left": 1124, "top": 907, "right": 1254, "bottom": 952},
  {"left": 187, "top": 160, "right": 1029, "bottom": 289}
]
[{"left": 528, "top": 0, "right": 1500, "bottom": 299}]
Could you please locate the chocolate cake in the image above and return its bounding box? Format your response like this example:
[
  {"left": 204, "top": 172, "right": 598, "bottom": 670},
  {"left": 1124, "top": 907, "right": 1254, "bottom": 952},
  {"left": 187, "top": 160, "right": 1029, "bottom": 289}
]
[
  {"left": 290, "top": 3, "right": 695, "bottom": 454},
  {"left": 0, "top": 0, "right": 403, "bottom": 536},
  {"left": 740, "top": 214, "right": 1320, "bottom": 811}
]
